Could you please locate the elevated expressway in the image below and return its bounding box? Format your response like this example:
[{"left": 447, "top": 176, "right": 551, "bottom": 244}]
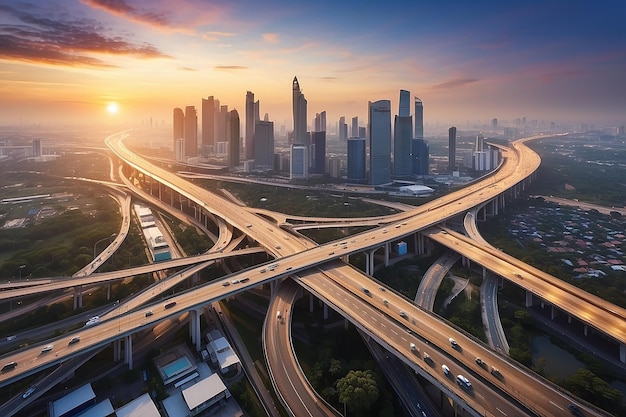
[{"left": 0, "top": 132, "right": 617, "bottom": 416}]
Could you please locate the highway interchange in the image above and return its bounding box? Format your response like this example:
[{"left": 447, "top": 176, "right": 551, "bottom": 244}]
[{"left": 0, "top": 131, "right": 621, "bottom": 416}]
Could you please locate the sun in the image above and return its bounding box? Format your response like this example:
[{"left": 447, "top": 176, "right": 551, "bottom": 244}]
[{"left": 107, "top": 102, "right": 119, "bottom": 114}]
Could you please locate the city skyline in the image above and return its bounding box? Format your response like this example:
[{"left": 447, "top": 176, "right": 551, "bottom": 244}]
[{"left": 1, "top": 0, "right": 625, "bottom": 127}]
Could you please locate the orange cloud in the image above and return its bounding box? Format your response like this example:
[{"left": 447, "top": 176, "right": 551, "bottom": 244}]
[{"left": 263, "top": 33, "right": 280, "bottom": 44}]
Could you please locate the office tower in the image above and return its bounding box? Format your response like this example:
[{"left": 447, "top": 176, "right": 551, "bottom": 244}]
[
  {"left": 351, "top": 116, "right": 358, "bottom": 138},
  {"left": 368, "top": 100, "right": 392, "bottom": 185},
  {"left": 314, "top": 111, "right": 327, "bottom": 132},
  {"left": 347, "top": 138, "right": 366, "bottom": 183},
  {"left": 475, "top": 133, "right": 485, "bottom": 152},
  {"left": 411, "top": 138, "right": 429, "bottom": 175},
  {"left": 184, "top": 106, "right": 197, "bottom": 158},
  {"left": 290, "top": 144, "right": 308, "bottom": 180},
  {"left": 216, "top": 105, "right": 228, "bottom": 143},
  {"left": 245, "top": 91, "right": 255, "bottom": 160},
  {"left": 228, "top": 109, "right": 240, "bottom": 169},
  {"left": 448, "top": 126, "right": 457, "bottom": 171},
  {"left": 492, "top": 118, "right": 498, "bottom": 130},
  {"left": 339, "top": 116, "right": 347, "bottom": 140},
  {"left": 173, "top": 107, "right": 184, "bottom": 153},
  {"left": 254, "top": 120, "right": 274, "bottom": 168},
  {"left": 311, "top": 131, "right": 326, "bottom": 175},
  {"left": 32, "top": 139, "right": 42, "bottom": 157},
  {"left": 359, "top": 126, "right": 366, "bottom": 139},
  {"left": 414, "top": 97, "right": 424, "bottom": 139},
  {"left": 292, "top": 76, "right": 307, "bottom": 144},
  {"left": 202, "top": 96, "right": 215, "bottom": 153},
  {"left": 394, "top": 90, "right": 412, "bottom": 177}
]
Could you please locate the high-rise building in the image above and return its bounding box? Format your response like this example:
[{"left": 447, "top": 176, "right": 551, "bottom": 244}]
[
  {"left": 448, "top": 126, "right": 457, "bottom": 171},
  {"left": 254, "top": 120, "right": 274, "bottom": 168},
  {"left": 414, "top": 97, "right": 424, "bottom": 139},
  {"left": 339, "top": 116, "right": 348, "bottom": 140},
  {"left": 32, "top": 139, "right": 42, "bottom": 157},
  {"left": 347, "top": 138, "right": 366, "bottom": 183},
  {"left": 184, "top": 106, "right": 197, "bottom": 158},
  {"left": 216, "top": 105, "right": 228, "bottom": 143},
  {"left": 201, "top": 96, "right": 215, "bottom": 153},
  {"left": 368, "top": 100, "right": 392, "bottom": 185},
  {"left": 173, "top": 107, "right": 184, "bottom": 153},
  {"left": 411, "top": 139, "right": 429, "bottom": 175},
  {"left": 245, "top": 91, "right": 255, "bottom": 160},
  {"left": 292, "top": 77, "right": 307, "bottom": 144},
  {"left": 228, "top": 109, "right": 240, "bottom": 169},
  {"left": 314, "top": 111, "right": 326, "bottom": 132},
  {"left": 492, "top": 118, "right": 498, "bottom": 130},
  {"left": 358, "top": 126, "right": 366, "bottom": 139},
  {"left": 311, "top": 131, "right": 326, "bottom": 175},
  {"left": 290, "top": 144, "right": 308, "bottom": 180},
  {"left": 351, "top": 117, "right": 358, "bottom": 138},
  {"left": 475, "top": 133, "right": 485, "bottom": 152},
  {"left": 394, "top": 90, "right": 412, "bottom": 177}
]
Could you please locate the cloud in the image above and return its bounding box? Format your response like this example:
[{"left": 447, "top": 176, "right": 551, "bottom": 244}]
[
  {"left": 263, "top": 33, "right": 279, "bottom": 44},
  {"left": 202, "top": 31, "right": 235, "bottom": 42},
  {"left": 320, "top": 76, "right": 339, "bottom": 80},
  {"left": 81, "top": 0, "right": 170, "bottom": 27},
  {"left": 0, "top": 4, "right": 169, "bottom": 68},
  {"left": 431, "top": 79, "right": 479, "bottom": 89},
  {"left": 178, "top": 67, "right": 197, "bottom": 71},
  {"left": 214, "top": 65, "right": 247, "bottom": 71}
]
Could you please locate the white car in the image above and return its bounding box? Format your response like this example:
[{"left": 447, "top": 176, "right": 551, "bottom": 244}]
[
  {"left": 442, "top": 364, "right": 450, "bottom": 375},
  {"left": 41, "top": 344, "right": 53, "bottom": 353},
  {"left": 22, "top": 386, "right": 36, "bottom": 399}
]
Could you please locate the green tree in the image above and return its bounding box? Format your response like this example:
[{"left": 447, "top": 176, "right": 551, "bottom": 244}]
[{"left": 336, "top": 369, "right": 379, "bottom": 413}]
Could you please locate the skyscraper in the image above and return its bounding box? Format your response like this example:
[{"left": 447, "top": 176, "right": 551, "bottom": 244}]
[
  {"left": 184, "top": 106, "right": 197, "bottom": 158},
  {"left": 414, "top": 97, "right": 424, "bottom": 139},
  {"left": 201, "top": 96, "right": 215, "bottom": 154},
  {"left": 314, "top": 111, "right": 326, "bottom": 132},
  {"left": 290, "top": 144, "right": 308, "bottom": 180},
  {"left": 339, "top": 116, "right": 347, "bottom": 140},
  {"left": 448, "top": 126, "right": 457, "bottom": 171},
  {"left": 368, "top": 100, "right": 392, "bottom": 185},
  {"left": 394, "top": 90, "right": 412, "bottom": 177},
  {"left": 351, "top": 116, "right": 358, "bottom": 138},
  {"left": 411, "top": 139, "right": 429, "bottom": 175},
  {"left": 173, "top": 107, "right": 184, "bottom": 153},
  {"left": 311, "top": 131, "right": 326, "bottom": 175},
  {"left": 292, "top": 77, "right": 307, "bottom": 144},
  {"left": 254, "top": 120, "right": 274, "bottom": 168},
  {"left": 245, "top": 91, "right": 255, "bottom": 160},
  {"left": 475, "top": 133, "right": 485, "bottom": 152},
  {"left": 228, "top": 109, "right": 240, "bottom": 169},
  {"left": 347, "top": 138, "right": 366, "bottom": 183},
  {"left": 216, "top": 105, "right": 228, "bottom": 143}
]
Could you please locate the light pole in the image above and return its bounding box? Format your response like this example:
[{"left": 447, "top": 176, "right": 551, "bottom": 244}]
[
  {"left": 93, "top": 233, "right": 117, "bottom": 260},
  {"left": 18, "top": 264, "right": 25, "bottom": 280}
]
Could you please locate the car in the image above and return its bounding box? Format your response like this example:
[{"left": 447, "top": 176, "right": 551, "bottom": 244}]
[
  {"left": 68, "top": 336, "right": 81, "bottom": 345},
  {"left": 2, "top": 361, "right": 17, "bottom": 372},
  {"left": 22, "top": 386, "right": 36, "bottom": 399},
  {"left": 379, "top": 286, "right": 386, "bottom": 292},
  {"left": 275, "top": 245, "right": 281, "bottom": 250},
  {"left": 399, "top": 311, "right": 408, "bottom": 319},
  {"left": 245, "top": 223, "right": 252, "bottom": 228},
  {"left": 41, "top": 344, "right": 54, "bottom": 353},
  {"left": 240, "top": 277, "right": 250, "bottom": 283},
  {"left": 328, "top": 252, "right": 335, "bottom": 255},
  {"left": 222, "top": 281, "right": 230, "bottom": 286},
  {"left": 409, "top": 343, "right": 418, "bottom": 353},
  {"left": 231, "top": 279, "right": 240, "bottom": 284},
  {"left": 457, "top": 374, "right": 471, "bottom": 388},
  {"left": 475, "top": 357, "right": 485, "bottom": 367},
  {"left": 490, "top": 366, "right": 502, "bottom": 378},
  {"left": 442, "top": 364, "right": 450, "bottom": 375},
  {"left": 259, "top": 268, "right": 266, "bottom": 273},
  {"left": 361, "top": 287, "right": 371, "bottom": 295},
  {"left": 164, "top": 301, "right": 177, "bottom": 309},
  {"left": 285, "top": 267, "right": 292, "bottom": 271},
  {"left": 568, "top": 404, "right": 585, "bottom": 417},
  {"left": 6, "top": 335, "right": 16, "bottom": 342},
  {"left": 145, "top": 310, "right": 153, "bottom": 317},
  {"left": 85, "top": 316, "right": 100, "bottom": 326},
  {"left": 423, "top": 352, "right": 430, "bottom": 360},
  {"left": 382, "top": 299, "right": 389, "bottom": 306},
  {"left": 449, "top": 337, "right": 458, "bottom": 348}
]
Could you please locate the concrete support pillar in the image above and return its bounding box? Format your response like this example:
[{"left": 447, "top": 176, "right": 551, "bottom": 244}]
[
  {"left": 384, "top": 242, "right": 390, "bottom": 267},
  {"left": 73, "top": 287, "right": 79, "bottom": 310},
  {"left": 620, "top": 344, "right": 626, "bottom": 364},
  {"left": 525, "top": 291, "right": 533, "bottom": 307},
  {"left": 309, "top": 293, "right": 314, "bottom": 313},
  {"left": 365, "top": 252, "right": 371, "bottom": 275},
  {"left": 190, "top": 308, "right": 201, "bottom": 351},
  {"left": 107, "top": 283, "right": 111, "bottom": 300},
  {"left": 344, "top": 318, "right": 349, "bottom": 330},
  {"left": 113, "top": 339, "right": 122, "bottom": 362},
  {"left": 568, "top": 314, "right": 572, "bottom": 324},
  {"left": 323, "top": 303, "right": 329, "bottom": 320},
  {"left": 124, "top": 335, "right": 133, "bottom": 369},
  {"left": 78, "top": 286, "right": 83, "bottom": 308},
  {"left": 551, "top": 305, "right": 555, "bottom": 320},
  {"left": 482, "top": 267, "right": 487, "bottom": 279},
  {"left": 584, "top": 324, "right": 588, "bottom": 337}
]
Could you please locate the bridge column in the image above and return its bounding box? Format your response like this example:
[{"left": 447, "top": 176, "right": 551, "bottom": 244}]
[
  {"left": 124, "top": 335, "right": 133, "bottom": 370},
  {"left": 551, "top": 305, "right": 555, "bottom": 320},
  {"left": 309, "top": 293, "right": 314, "bottom": 313},
  {"left": 189, "top": 308, "right": 202, "bottom": 351},
  {"left": 73, "top": 286, "right": 83, "bottom": 310},
  {"left": 384, "top": 242, "right": 390, "bottom": 267},
  {"left": 113, "top": 339, "right": 122, "bottom": 362},
  {"left": 620, "top": 344, "right": 626, "bottom": 364},
  {"left": 525, "top": 290, "right": 533, "bottom": 307},
  {"left": 365, "top": 252, "right": 371, "bottom": 275},
  {"left": 482, "top": 267, "right": 487, "bottom": 279},
  {"left": 493, "top": 198, "right": 499, "bottom": 216},
  {"left": 568, "top": 314, "right": 572, "bottom": 324},
  {"left": 107, "top": 283, "right": 111, "bottom": 300},
  {"left": 323, "top": 303, "right": 329, "bottom": 320},
  {"left": 584, "top": 324, "right": 588, "bottom": 337}
]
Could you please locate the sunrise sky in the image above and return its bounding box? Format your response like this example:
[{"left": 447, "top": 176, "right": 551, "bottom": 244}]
[{"left": 1, "top": 0, "right": 625, "bottom": 129}]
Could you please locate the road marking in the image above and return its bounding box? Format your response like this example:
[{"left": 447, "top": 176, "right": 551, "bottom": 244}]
[
  {"left": 496, "top": 407, "right": 507, "bottom": 415},
  {"left": 549, "top": 401, "right": 564, "bottom": 411}
]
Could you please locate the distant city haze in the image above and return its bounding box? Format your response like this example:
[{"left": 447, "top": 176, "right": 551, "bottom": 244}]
[{"left": 0, "top": 0, "right": 625, "bottom": 128}]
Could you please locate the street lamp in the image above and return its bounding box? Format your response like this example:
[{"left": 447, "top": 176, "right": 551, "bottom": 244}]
[
  {"left": 18, "top": 264, "right": 25, "bottom": 280},
  {"left": 93, "top": 233, "right": 117, "bottom": 259}
]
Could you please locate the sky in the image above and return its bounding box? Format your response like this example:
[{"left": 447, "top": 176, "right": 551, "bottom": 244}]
[{"left": 1, "top": 0, "right": 625, "bottom": 130}]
